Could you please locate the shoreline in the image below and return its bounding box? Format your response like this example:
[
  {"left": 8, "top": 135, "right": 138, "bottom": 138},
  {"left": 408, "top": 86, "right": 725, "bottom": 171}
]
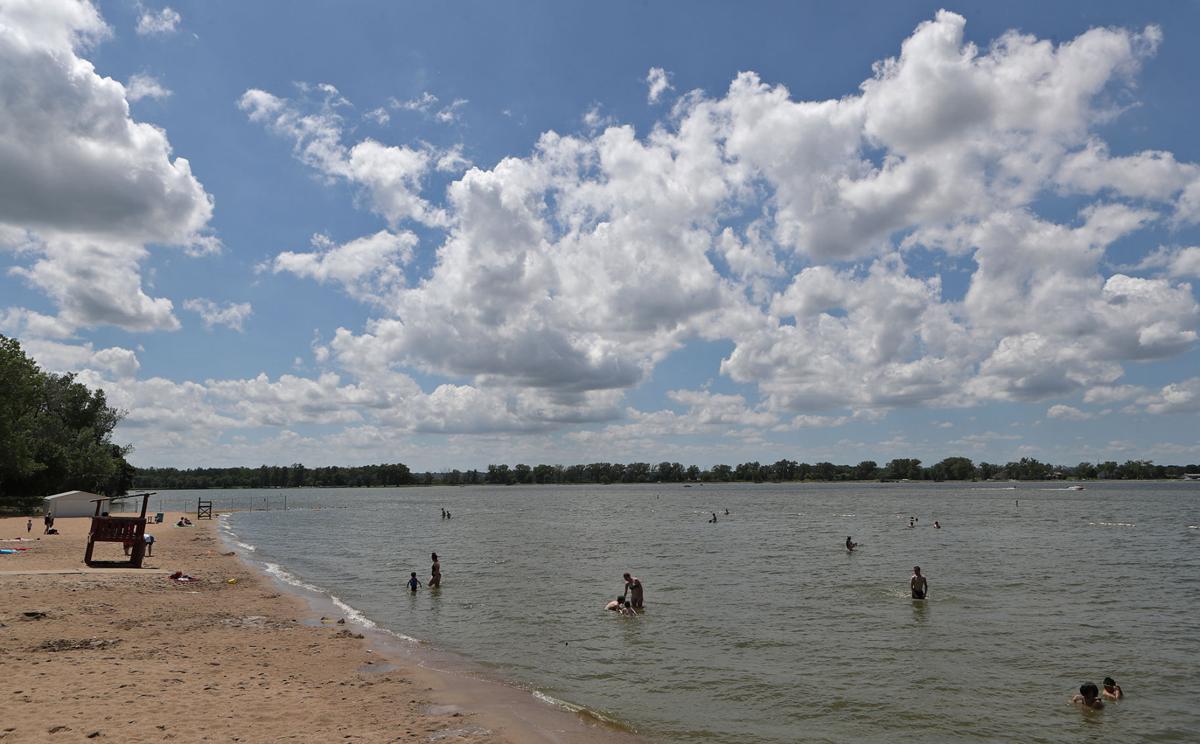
[
  {"left": 0, "top": 512, "right": 641, "bottom": 743},
  {"left": 215, "top": 512, "right": 643, "bottom": 742}
]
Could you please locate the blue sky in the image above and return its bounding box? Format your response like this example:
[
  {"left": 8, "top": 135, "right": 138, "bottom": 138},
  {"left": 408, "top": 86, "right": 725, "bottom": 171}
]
[{"left": 2, "top": 0, "right": 1199, "bottom": 469}]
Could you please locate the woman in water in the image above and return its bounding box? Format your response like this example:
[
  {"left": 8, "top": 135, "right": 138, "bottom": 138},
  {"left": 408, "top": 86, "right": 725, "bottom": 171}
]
[
  {"left": 845, "top": 536, "right": 857, "bottom": 551},
  {"left": 429, "top": 552, "right": 441, "bottom": 588}
]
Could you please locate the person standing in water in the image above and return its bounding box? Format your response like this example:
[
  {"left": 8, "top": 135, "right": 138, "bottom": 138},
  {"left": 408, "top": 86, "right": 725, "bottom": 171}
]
[
  {"left": 1072, "top": 683, "right": 1105, "bottom": 710},
  {"left": 407, "top": 572, "right": 422, "bottom": 592},
  {"left": 910, "top": 566, "right": 928, "bottom": 599},
  {"left": 623, "top": 572, "right": 644, "bottom": 608},
  {"left": 429, "top": 552, "right": 442, "bottom": 588},
  {"left": 846, "top": 536, "right": 857, "bottom": 551}
]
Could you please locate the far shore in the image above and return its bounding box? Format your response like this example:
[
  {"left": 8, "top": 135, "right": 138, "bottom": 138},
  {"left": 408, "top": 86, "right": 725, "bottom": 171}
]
[{"left": 0, "top": 512, "right": 639, "bottom": 743}]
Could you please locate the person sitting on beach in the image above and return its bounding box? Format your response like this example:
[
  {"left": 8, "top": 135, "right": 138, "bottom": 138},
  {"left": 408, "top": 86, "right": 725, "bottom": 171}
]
[
  {"left": 407, "top": 572, "right": 422, "bottom": 592},
  {"left": 623, "top": 572, "right": 644, "bottom": 608},
  {"left": 1072, "top": 682, "right": 1105, "bottom": 710},
  {"left": 606, "top": 595, "right": 624, "bottom": 611},
  {"left": 620, "top": 600, "right": 637, "bottom": 616},
  {"left": 846, "top": 536, "right": 857, "bottom": 552},
  {"left": 1101, "top": 677, "right": 1123, "bottom": 700},
  {"left": 176, "top": 518, "right": 186, "bottom": 527},
  {"left": 910, "top": 566, "right": 928, "bottom": 599}
]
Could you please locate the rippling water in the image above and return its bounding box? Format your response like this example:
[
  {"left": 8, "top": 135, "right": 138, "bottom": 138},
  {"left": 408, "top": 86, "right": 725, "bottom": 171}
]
[{"left": 178, "top": 482, "right": 1199, "bottom": 742}]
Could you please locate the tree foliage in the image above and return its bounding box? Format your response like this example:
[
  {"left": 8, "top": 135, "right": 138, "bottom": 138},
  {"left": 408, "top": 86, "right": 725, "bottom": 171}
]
[{"left": 0, "top": 335, "right": 133, "bottom": 508}]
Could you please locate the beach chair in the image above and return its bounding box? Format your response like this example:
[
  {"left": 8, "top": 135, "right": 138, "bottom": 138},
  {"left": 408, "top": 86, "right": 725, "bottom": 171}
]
[{"left": 154, "top": 512, "right": 164, "bottom": 524}]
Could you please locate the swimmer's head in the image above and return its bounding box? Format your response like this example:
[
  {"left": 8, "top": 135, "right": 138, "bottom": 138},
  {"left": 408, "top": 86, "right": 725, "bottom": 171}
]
[
  {"left": 410, "top": 572, "right": 417, "bottom": 578},
  {"left": 1080, "top": 682, "right": 1099, "bottom": 698},
  {"left": 913, "top": 566, "right": 921, "bottom": 574},
  {"left": 623, "top": 572, "right": 632, "bottom": 580},
  {"left": 431, "top": 552, "right": 438, "bottom": 560},
  {"left": 624, "top": 601, "right": 632, "bottom": 608},
  {"left": 1104, "top": 677, "right": 1116, "bottom": 687}
]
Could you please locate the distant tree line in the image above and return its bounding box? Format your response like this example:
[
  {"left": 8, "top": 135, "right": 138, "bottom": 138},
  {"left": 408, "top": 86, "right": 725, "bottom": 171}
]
[
  {"left": 0, "top": 335, "right": 134, "bottom": 512},
  {"left": 132, "top": 456, "right": 1199, "bottom": 490},
  {"left": 132, "top": 463, "right": 414, "bottom": 490}
]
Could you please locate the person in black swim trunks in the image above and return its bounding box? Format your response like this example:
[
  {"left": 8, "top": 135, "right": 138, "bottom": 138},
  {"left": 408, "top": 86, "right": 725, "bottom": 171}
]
[{"left": 910, "top": 566, "right": 927, "bottom": 599}]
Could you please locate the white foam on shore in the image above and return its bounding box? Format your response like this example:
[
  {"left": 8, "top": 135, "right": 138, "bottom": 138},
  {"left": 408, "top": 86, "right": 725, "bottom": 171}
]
[
  {"left": 532, "top": 690, "right": 623, "bottom": 728},
  {"left": 218, "top": 519, "right": 257, "bottom": 552},
  {"left": 260, "top": 561, "right": 419, "bottom": 643}
]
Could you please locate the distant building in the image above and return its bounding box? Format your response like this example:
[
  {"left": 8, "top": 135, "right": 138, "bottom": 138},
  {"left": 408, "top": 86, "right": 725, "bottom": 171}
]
[{"left": 44, "top": 490, "right": 102, "bottom": 518}]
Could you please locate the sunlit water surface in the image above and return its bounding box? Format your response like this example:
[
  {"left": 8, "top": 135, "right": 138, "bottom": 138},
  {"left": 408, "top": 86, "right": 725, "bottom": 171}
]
[{"left": 160, "top": 482, "right": 1199, "bottom": 743}]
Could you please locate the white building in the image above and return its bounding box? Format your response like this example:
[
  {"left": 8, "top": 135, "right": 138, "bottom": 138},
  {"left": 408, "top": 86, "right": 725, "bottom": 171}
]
[{"left": 43, "top": 491, "right": 102, "bottom": 518}]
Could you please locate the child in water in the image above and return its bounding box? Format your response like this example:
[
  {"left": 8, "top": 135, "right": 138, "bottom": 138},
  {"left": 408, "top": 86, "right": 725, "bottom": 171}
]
[
  {"left": 407, "top": 572, "right": 422, "bottom": 592},
  {"left": 1101, "top": 677, "right": 1123, "bottom": 700}
]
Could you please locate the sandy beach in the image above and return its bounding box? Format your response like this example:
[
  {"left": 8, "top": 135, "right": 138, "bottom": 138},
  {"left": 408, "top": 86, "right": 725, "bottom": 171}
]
[{"left": 0, "top": 512, "right": 636, "bottom": 743}]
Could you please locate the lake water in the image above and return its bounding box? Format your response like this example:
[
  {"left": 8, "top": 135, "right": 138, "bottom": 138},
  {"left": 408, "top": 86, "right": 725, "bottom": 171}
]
[{"left": 167, "top": 482, "right": 1198, "bottom": 742}]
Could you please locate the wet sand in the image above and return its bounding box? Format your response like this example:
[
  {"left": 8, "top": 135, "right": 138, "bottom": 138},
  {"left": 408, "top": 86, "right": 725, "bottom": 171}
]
[{"left": 0, "top": 513, "right": 638, "bottom": 743}]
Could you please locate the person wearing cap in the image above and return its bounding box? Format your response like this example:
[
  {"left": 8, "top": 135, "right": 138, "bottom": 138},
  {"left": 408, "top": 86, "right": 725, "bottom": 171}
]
[{"left": 1101, "top": 677, "right": 1123, "bottom": 700}]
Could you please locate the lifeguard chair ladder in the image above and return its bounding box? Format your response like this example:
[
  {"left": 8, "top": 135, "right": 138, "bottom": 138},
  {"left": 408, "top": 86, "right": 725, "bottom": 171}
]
[
  {"left": 83, "top": 492, "right": 154, "bottom": 568},
  {"left": 197, "top": 498, "right": 213, "bottom": 520}
]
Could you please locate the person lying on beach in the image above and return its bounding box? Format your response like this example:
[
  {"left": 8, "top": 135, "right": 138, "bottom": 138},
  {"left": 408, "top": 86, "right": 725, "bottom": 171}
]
[
  {"left": 910, "top": 566, "right": 927, "bottom": 599},
  {"left": 623, "top": 573, "right": 644, "bottom": 608},
  {"left": 1072, "top": 683, "right": 1105, "bottom": 710},
  {"left": 407, "top": 572, "right": 422, "bottom": 592},
  {"left": 846, "top": 536, "right": 857, "bottom": 551},
  {"left": 606, "top": 596, "right": 624, "bottom": 611},
  {"left": 1101, "top": 677, "right": 1123, "bottom": 700},
  {"left": 620, "top": 600, "right": 637, "bottom": 616}
]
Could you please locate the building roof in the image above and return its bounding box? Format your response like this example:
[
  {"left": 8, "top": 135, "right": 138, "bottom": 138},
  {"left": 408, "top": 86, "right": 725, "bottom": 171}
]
[{"left": 44, "top": 490, "right": 102, "bottom": 501}]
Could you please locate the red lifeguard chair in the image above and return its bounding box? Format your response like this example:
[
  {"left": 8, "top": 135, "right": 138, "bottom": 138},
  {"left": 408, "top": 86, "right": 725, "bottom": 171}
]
[{"left": 83, "top": 492, "right": 155, "bottom": 568}]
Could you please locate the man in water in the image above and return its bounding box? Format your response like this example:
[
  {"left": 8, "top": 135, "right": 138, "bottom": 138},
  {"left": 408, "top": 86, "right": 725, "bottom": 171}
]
[
  {"left": 1072, "top": 682, "right": 1105, "bottom": 710},
  {"left": 910, "top": 566, "right": 928, "bottom": 599},
  {"left": 1101, "top": 677, "right": 1123, "bottom": 700},
  {"left": 623, "top": 572, "right": 644, "bottom": 608},
  {"left": 846, "top": 536, "right": 857, "bottom": 551}
]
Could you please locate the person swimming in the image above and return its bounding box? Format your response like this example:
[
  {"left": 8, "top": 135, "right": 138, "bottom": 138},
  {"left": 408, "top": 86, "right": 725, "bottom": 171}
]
[
  {"left": 1072, "top": 682, "right": 1105, "bottom": 710},
  {"left": 910, "top": 566, "right": 927, "bottom": 599},
  {"left": 934, "top": 521, "right": 941, "bottom": 529},
  {"left": 1101, "top": 677, "right": 1123, "bottom": 700},
  {"left": 845, "top": 536, "right": 857, "bottom": 551},
  {"left": 620, "top": 600, "right": 637, "bottom": 616},
  {"left": 605, "top": 595, "right": 624, "bottom": 611},
  {"left": 407, "top": 572, "right": 422, "bottom": 592}
]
